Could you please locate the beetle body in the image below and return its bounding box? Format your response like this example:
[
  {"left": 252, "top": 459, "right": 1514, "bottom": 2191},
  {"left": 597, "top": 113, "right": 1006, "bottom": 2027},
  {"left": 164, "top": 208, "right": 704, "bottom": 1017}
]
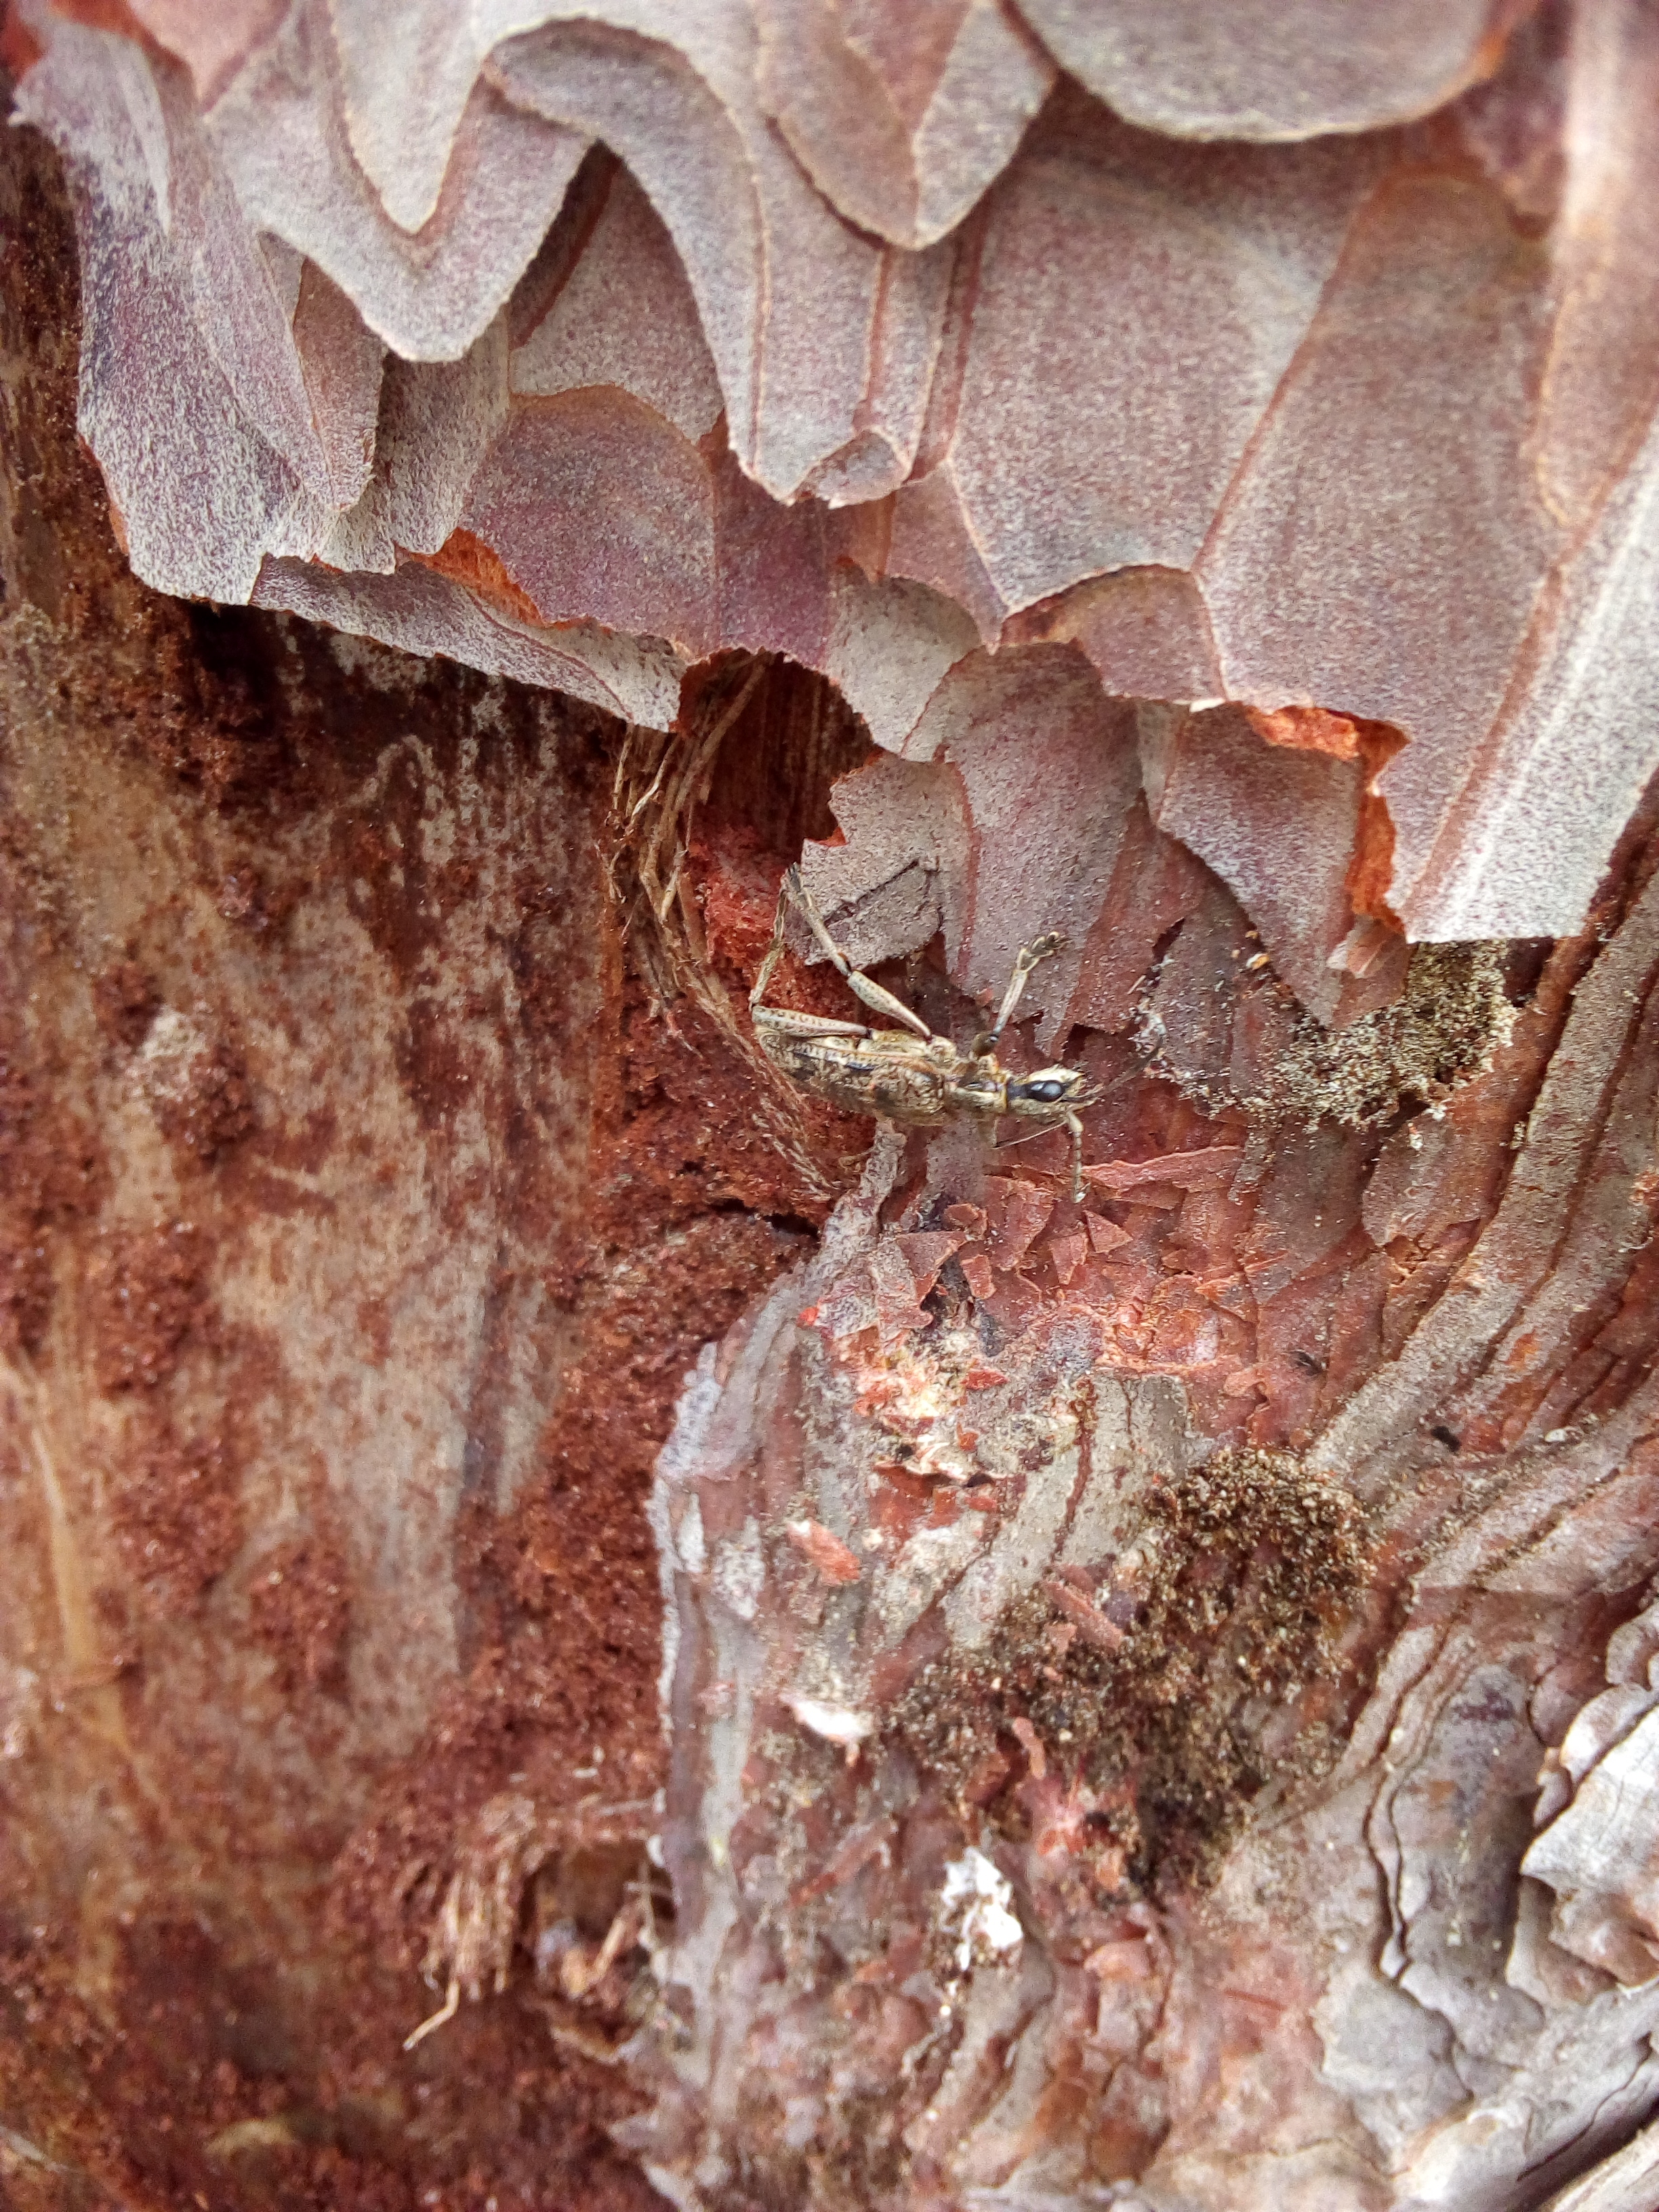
[{"left": 748, "top": 870, "right": 1095, "bottom": 1195}]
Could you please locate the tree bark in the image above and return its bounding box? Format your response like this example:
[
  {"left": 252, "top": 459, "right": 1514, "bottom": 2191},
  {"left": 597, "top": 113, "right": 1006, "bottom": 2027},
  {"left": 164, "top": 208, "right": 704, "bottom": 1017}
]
[{"left": 4, "top": 19, "right": 1659, "bottom": 2212}]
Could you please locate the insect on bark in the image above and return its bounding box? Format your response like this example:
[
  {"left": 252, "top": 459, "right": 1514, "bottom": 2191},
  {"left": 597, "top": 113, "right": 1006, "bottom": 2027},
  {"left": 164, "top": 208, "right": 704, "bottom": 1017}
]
[{"left": 749, "top": 867, "right": 1095, "bottom": 1198}]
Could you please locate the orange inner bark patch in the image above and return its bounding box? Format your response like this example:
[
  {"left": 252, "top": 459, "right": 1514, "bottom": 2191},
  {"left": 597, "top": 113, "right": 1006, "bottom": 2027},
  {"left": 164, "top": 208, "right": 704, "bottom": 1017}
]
[
  {"left": 1348, "top": 783, "right": 1404, "bottom": 928},
  {"left": 419, "top": 527, "right": 550, "bottom": 629},
  {"left": 1241, "top": 703, "right": 1361, "bottom": 760},
  {"left": 1348, "top": 717, "right": 1410, "bottom": 928},
  {"left": 1239, "top": 703, "right": 1408, "bottom": 935}
]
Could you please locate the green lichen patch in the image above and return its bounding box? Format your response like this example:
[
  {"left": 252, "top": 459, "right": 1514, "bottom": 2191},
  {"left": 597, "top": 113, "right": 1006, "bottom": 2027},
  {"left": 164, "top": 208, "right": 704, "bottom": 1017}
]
[{"left": 888, "top": 1448, "right": 1370, "bottom": 1888}]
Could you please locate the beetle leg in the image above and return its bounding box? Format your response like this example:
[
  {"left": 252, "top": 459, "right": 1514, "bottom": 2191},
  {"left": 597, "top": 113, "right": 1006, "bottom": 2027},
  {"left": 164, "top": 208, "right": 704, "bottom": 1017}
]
[
  {"left": 752, "top": 1007, "right": 871, "bottom": 1041},
  {"left": 1064, "top": 1109, "right": 1084, "bottom": 1203},
  {"left": 993, "top": 1106, "right": 1086, "bottom": 1200},
  {"left": 780, "top": 865, "right": 935, "bottom": 1042},
  {"left": 973, "top": 932, "right": 1063, "bottom": 1055}
]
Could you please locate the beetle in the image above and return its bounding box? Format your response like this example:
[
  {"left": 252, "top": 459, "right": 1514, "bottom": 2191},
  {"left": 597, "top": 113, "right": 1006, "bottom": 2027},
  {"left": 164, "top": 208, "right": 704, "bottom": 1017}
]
[{"left": 749, "top": 866, "right": 1094, "bottom": 1199}]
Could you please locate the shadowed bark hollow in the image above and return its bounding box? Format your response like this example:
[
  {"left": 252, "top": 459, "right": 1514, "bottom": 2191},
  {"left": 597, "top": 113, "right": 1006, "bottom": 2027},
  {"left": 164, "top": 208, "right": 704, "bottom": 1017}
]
[{"left": 3, "top": 18, "right": 1659, "bottom": 2212}]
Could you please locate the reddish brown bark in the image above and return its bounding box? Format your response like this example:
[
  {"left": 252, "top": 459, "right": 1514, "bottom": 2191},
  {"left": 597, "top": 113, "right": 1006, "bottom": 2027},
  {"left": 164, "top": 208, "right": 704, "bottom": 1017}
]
[
  {"left": 0, "top": 112, "right": 848, "bottom": 2212},
  {"left": 6, "top": 26, "right": 1659, "bottom": 2212}
]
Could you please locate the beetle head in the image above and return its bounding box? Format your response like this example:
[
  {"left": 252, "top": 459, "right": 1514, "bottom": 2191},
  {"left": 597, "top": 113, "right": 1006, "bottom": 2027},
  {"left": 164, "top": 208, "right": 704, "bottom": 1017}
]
[{"left": 1004, "top": 1066, "right": 1092, "bottom": 1118}]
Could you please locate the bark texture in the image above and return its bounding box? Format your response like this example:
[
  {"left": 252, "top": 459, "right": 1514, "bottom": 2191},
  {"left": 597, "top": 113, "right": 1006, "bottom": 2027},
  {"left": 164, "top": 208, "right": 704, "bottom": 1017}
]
[
  {"left": 14, "top": 0, "right": 1659, "bottom": 944},
  {"left": 3, "top": 9, "right": 1659, "bottom": 2212},
  {"left": 0, "top": 112, "right": 838, "bottom": 2212}
]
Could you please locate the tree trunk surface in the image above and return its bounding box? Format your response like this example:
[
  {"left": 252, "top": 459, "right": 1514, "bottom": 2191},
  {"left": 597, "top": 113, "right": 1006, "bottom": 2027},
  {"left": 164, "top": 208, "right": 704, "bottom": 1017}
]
[{"left": 4, "top": 20, "right": 1659, "bottom": 2212}]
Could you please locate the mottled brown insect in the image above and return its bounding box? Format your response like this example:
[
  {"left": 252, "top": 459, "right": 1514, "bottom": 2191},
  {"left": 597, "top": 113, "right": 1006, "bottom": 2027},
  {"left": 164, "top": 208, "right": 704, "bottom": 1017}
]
[{"left": 750, "top": 867, "right": 1094, "bottom": 1198}]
